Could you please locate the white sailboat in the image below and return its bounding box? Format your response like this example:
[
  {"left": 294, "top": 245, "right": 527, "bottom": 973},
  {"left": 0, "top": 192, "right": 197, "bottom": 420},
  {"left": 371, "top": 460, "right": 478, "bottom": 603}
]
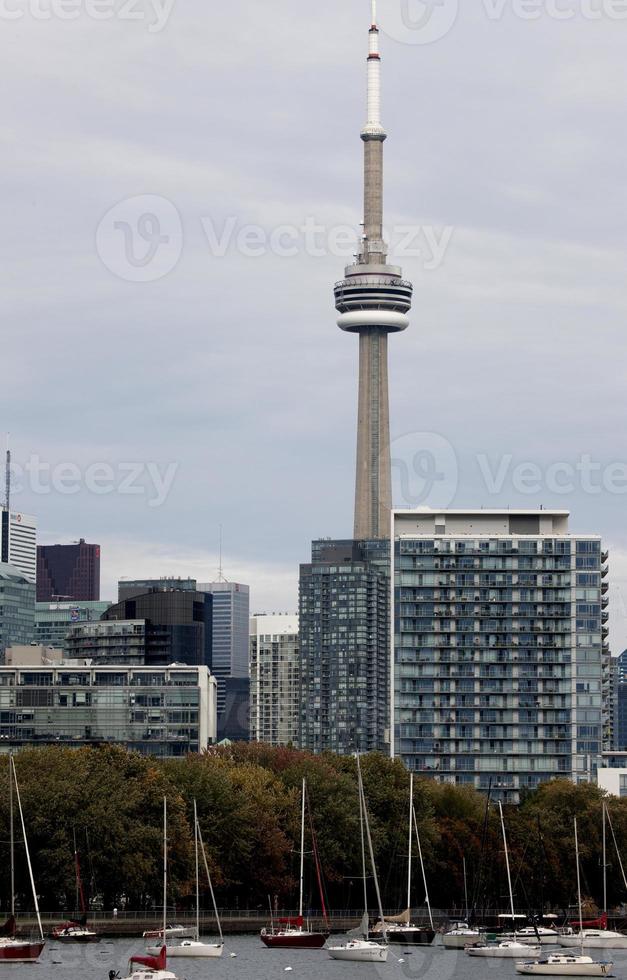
[
  {"left": 558, "top": 805, "right": 627, "bottom": 950},
  {"left": 443, "top": 858, "right": 483, "bottom": 947},
  {"left": 370, "top": 774, "right": 435, "bottom": 946},
  {"left": 148, "top": 801, "right": 223, "bottom": 958},
  {"left": 0, "top": 756, "right": 45, "bottom": 963},
  {"left": 117, "top": 800, "right": 177, "bottom": 980},
  {"left": 516, "top": 818, "right": 613, "bottom": 976},
  {"left": 466, "top": 802, "right": 540, "bottom": 959},
  {"left": 328, "top": 756, "right": 388, "bottom": 963}
]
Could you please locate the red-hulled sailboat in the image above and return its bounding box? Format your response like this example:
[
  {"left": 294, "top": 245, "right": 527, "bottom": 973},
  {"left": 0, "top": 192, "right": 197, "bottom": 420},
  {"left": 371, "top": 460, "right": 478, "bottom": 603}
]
[
  {"left": 261, "top": 779, "right": 329, "bottom": 949},
  {"left": 52, "top": 832, "right": 99, "bottom": 942},
  {"left": 0, "top": 756, "right": 45, "bottom": 962}
]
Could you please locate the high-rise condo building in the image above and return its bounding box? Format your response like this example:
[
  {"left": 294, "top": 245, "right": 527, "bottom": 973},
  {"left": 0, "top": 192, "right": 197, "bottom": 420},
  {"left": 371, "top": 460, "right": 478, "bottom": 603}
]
[
  {"left": 0, "top": 508, "right": 37, "bottom": 583},
  {"left": 36, "top": 539, "right": 100, "bottom": 601},
  {"left": 250, "top": 614, "right": 300, "bottom": 746},
  {"left": 299, "top": 540, "right": 390, "bottom": 754},
  {"left": 392, "top": 509, "right": 609, "bottom": 803}
]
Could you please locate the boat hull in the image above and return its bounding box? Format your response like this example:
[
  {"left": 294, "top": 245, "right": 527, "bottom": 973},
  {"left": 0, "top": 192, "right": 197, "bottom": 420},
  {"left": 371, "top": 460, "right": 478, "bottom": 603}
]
[
  {"left": 156, "top": 943, "right": 223, "bottom": 958},
  {"left": 53, "top": 932, "right": 100, "bottom": 943},
  {"left": 370, "top": 927, "right": 434, "bottom": 946},
  {"left": 261, "top": 932, "right": 328, "bottom": 949},
  {"left": 516, "top": 957, "right": 613, "bottom": 976},
  {"left": 443, "top": 932, "right": 482, "bottom": 948},
  {"left": 328, "top": 942, "right": 388, "bottom": 962},
  {"left": 0, "top": 941, "right": 45, "bottom": 962},
  {"left": 467, "top": 943, "right": 541, "bottom": 958},
  {"left": 558, "top": 934, "right": 627, "bottom": 950}
]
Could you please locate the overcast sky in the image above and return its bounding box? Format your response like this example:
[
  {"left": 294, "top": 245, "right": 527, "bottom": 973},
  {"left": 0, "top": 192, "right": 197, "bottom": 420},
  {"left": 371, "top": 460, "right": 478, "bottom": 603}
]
[{"left": 2, "top": 0, "right": 627, "bottom": 646}]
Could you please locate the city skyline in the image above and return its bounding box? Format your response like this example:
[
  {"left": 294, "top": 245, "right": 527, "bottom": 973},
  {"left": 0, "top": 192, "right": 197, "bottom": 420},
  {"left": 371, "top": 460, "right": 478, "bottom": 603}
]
[{"left": 2, "top": 1, "right": 626, "bottom": 648}]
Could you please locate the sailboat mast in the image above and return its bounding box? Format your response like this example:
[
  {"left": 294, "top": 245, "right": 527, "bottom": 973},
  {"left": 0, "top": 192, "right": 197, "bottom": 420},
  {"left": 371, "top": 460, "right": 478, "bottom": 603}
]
[
  {"left": 602, "top": 803, "right": 608, "bottom": 918},
  {"left": 463, "top": 856, "right": 469, "bottom": 921},
  {"left": 413, "top": 806, "right": 434, "bottom": 931},
  {"left": 198, "top": 818, "right": 223, "bottom": 944},
  {"left": 407, "top": 773, "right": 413, "bottom": 912},
  {"left": 9, "top": 754, "right": 14, "bottom": 918},
  {"left": 606, "top": 806, "right": 627, "bottom": 892},
  {"left": 194, "top": 800, "right": 200, "bottom": 941},
  {"left": 299, "top": 778, "right": 305, "bottom": 921},
  {"left": 357, "top": 756, "right": 386, "bottom": 942},
  {"left": 357, "top": 758, "right": 368, "bottom": 916},
  {"left": 498, "top": 801, "right": 516, "bottom": 933},
  {"left": 11, "top": 757, "right": 43, "bottom": 941},
  {"left": 574, "top": 817, "right": 584, "bottom": 957},
  {"left": 163, "top": 797, "right": 167, "bottom": 941}
]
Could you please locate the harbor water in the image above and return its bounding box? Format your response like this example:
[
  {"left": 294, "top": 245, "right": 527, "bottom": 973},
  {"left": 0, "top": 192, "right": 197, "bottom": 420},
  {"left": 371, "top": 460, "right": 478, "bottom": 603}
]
[{"left": 11, "top": 937, "right": 627, "bottom": 980}]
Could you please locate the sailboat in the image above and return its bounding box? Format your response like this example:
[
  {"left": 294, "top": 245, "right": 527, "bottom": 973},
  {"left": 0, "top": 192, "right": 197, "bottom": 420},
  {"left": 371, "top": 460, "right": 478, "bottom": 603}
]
[
  {"left": 117, "top": 800, "right": 177, "bottom": 980},
  {"left": 558, "top": 805, "right": 627, "bottom": 950},
  {"left": 148, "top": 801, "right": 223, "bottom": 958},
  {"left": 370, "top": 774, "right": 435, "bottom": 945},
  {"left": 443, "top": 858, "right": 483, "bottom": 947},
  {"left": 328, "top": 756, "right": 388, "bottom": 963},
  {"left": 52, "top": 831, "right": 99, "bottom": 943},
  {"left": 0, "top": 755, "right": 45, "bottom": 963},
  {"left": 466, "top": 802, "right": 541, "bottom": 959},
  {"left": 516, "top": 818, "right": 613, "bottom": 976},
  {"left": 261, "top": 779, "right": 329, "bottom": 949}
]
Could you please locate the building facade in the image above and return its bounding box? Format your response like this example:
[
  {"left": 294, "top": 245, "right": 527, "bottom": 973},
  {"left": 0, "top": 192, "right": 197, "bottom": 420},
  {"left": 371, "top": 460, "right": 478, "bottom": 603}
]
[
  {"left": 197, "top": 582, "right": 250, "bottom": 717},
  {"left": 66, "top": 619, "right": 147, "bottom": 664},
  {"left": 36, "top": 539, "right": 100, "bottom": 602},
  {"left": 299, "top": 540, "right": 390, "bottom": 755},
  {"left": 0, "top": 509, "right": 37, "bottom": 583},
  {"left": 250, "top": 614, "right": 300, "bottom": 746},
  {"left": 102, "top": 589, "right": 213, "bottom": 668},
  {"left": 118, "top": 577, "right": 197, "bottom": 602},
  {"left": 35, "top": 600, "right": 112, "bottom": 652},
  {"left": 392, "top": 509, "right": 609, "bottom": 803},
  {"left": 0, "top": 664, "right": 217, "bottom": 755},
  {"left": 0, "top": 563, "right": 35, "bottom": 659}
]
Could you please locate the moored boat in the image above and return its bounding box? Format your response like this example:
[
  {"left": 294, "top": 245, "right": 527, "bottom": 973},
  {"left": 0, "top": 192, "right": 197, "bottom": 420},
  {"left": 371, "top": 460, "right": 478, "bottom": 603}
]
[
  {"left": 515, "top": 953, "right": 614, "bottom": 977},
  {"left": 467, "top": 939, "right": 541, "bottom": 959},
  {"left": 0, "top": 757, "right": 45, "bottom": 963},
  {"left": 261, "top": 778, "right": 329, "bottom": 949},
  {"left": 327, "top": 754, "right": 388, "bottom": 962},
  {"left": 442, "top": 921, "right": 483, "bottom": 948}
]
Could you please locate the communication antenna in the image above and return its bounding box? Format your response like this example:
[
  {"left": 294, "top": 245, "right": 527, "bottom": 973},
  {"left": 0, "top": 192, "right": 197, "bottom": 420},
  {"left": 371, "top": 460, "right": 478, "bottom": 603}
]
[
  {"left": 4, "top": 434, "right": 10, "bottom": 512},
  {"left": 217, "top": 525, "right": 229, "bottom": 583}
]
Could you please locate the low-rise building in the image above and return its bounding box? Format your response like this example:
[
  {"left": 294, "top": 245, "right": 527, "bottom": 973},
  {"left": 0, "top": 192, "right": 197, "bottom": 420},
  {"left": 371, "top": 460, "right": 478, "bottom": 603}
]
[
  {"left": 0, "top": 664, "right": 217, "bottom": 755},
  {"left": 35, "top": 601, "right": 112, "bottom": 653}
]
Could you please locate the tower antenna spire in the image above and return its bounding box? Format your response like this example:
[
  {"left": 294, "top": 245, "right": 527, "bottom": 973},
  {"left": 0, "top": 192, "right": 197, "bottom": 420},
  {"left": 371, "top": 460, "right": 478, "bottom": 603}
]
[{"left": 4, "top": 434, "right": 10, "bottom": 512}]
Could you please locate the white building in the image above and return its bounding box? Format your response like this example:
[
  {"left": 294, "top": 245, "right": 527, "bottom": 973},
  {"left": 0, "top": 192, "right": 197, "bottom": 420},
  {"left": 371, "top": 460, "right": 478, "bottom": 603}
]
[
  {"left": 1, "top": 508, "right": 37, "bottom": 583},
  {"left": 250, "top": 614, "right": 299, "bottom": 746}
]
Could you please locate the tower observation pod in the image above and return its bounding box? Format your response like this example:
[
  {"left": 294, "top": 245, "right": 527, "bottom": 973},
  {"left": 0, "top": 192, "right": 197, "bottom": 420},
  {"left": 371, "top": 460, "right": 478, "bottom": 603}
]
[{"left": 334, "top": 0, "right": 413, "bottom": 541}]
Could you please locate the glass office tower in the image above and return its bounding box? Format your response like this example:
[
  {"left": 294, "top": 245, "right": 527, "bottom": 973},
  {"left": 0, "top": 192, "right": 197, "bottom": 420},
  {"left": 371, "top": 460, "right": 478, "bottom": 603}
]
[{"left": 392, "top": 510, "right": 608, "bottom": 803}]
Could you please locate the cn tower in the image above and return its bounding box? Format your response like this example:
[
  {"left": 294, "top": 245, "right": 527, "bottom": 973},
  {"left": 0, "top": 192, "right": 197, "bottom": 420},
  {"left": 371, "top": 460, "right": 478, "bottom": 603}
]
[{"left": 335, "top": 0, "right": 413, "bottom": 540}]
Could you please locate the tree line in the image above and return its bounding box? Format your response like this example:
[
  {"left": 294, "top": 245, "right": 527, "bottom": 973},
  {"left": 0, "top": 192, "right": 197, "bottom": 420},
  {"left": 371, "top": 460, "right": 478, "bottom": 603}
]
[{"left": 1, "top": 744, "right": 625, "bottom": 918}]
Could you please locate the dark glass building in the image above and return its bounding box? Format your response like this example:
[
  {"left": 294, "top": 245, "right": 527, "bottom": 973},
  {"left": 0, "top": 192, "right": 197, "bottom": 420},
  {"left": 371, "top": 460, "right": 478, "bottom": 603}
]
[
  {"left": 100, "top": 589, "right": 213, "bottom": 668},
  {"left": 37, "top": 539, "right": 100, "bottom": 602},
  {"left": 299, "top": 539, "right": 390, "bottom": 755}
]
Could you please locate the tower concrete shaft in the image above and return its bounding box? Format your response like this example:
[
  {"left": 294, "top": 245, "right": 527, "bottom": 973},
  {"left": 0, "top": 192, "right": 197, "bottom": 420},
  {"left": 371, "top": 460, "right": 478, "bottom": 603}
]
[{"left": 334, "top": 1, "right": 413, "bottom": 540}]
